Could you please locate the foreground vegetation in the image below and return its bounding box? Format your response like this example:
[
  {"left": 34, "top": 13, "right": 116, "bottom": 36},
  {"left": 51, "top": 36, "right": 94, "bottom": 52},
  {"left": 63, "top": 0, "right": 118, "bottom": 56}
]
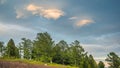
[
  {"left": 0, "top": 58, "right": 77, "bottom": 68},
  {"left": 0, "top": 32, "right": 120, "bottom": 68}
]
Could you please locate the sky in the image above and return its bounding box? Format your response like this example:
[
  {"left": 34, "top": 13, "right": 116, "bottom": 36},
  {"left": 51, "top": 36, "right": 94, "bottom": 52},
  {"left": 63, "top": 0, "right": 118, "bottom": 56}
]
[{"left": 0, "top": 0, "right": 120, "bottom": 61}]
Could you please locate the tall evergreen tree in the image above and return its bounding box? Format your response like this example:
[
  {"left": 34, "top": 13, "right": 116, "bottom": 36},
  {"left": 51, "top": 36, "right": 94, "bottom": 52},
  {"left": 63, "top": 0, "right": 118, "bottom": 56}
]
[
  {"left": 70, "top": 40, "right": 85, "bottom": 66},
  {"left": 6, "top": 39, "right": 19, "bottom": 58},
  {"left": 53, "top": 40, "right": 68, "bottom": 65},
  {"left": 33, "top": 32, "right": 54, "bottom": 63}
]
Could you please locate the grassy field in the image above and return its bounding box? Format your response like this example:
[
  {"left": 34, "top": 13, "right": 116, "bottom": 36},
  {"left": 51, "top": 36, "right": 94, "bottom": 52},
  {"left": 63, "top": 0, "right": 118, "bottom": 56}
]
[{"left": 0, "top": 58, "right": 78, "bottom": 68}]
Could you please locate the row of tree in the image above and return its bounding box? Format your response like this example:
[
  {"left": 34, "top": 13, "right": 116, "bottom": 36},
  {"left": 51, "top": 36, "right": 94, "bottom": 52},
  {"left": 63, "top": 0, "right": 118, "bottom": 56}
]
[{"left": 0, "top": 32, "right": 120, "bottom": 68}]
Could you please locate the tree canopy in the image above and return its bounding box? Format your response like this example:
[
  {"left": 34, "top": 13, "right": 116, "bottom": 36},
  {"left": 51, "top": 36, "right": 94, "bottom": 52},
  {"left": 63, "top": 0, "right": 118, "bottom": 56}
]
[
  {"left": 98, "top": 61, "right": 105, "bottom": 68},
  {"left": 106, "top": 52, "right": 120, "bottom": 68},
  {"left": 0, "top": 32, "right": 120, "bottom": 68},
  {"left": 5, "top": 39, "right": 19, "bottom": 58}
]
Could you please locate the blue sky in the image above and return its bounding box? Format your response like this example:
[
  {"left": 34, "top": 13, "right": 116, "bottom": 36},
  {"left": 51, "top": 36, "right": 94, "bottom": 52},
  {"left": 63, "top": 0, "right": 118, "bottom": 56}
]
[{"left": 0, "top": 0, "right": 120, "bottom": 60}]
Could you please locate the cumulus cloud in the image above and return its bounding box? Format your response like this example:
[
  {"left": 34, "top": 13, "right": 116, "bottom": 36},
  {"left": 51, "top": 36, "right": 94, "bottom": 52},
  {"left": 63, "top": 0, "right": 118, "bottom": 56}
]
[
  {"left": 41, "top": 8, "right": 64, "bottom": 20},
  {"left": 24, "top": 4, "right": 64, "bottom": 20},
  {"left": 26, "top": 4, "right": 40, "bottom": 12},
  {"left": 75, "top": 19, "right": 94, "bottom": 27}
]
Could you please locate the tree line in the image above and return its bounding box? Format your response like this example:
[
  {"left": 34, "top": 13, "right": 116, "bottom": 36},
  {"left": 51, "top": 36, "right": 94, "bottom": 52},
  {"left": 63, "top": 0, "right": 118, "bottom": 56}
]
[{"left": 0, "top": 32, "right": 120, "bottom": 68}]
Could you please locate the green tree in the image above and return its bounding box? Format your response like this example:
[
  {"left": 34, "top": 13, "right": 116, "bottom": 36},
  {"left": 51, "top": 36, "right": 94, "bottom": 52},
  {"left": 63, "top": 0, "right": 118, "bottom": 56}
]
[
  {"left": 19, "top": 38, "right": 32, "bottom": 59},
  {"left": 79, "top": 54, "right": 91, "bottom": 68},
  {"left": 33, "top": 32, "right": 54, "bottom": 63},
  {"left": 53, "top": 40, "right": 69, "bottom": 65},
  {"left": 106, "top": 52, "right": 120, "bottom": 68},
  {"left": 6, "top": 39, "right": 19, "bottom": 58},
  {"left": 89, "top": 55, "right": 97, "bottom": 68},
  {"left": 52, "top": 44, "right": 64, "bottom": 64},
  {"left": 0, "top": 41, "right": 4, "bottom": 57},
  {"left": 70, "top": 40, "right": 85, "bottom": 66},
  {"left": 98, "top": 61, "right": 105, "bottom": 68},
  {"left": 0, "top": 32, "right": 101, "bottom": 68}
]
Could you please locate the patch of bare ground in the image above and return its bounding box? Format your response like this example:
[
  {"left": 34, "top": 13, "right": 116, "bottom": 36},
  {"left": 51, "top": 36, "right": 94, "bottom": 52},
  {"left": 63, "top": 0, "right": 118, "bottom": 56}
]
[{"left": 0, "top": 60, "right": 57, "bottom": 68}]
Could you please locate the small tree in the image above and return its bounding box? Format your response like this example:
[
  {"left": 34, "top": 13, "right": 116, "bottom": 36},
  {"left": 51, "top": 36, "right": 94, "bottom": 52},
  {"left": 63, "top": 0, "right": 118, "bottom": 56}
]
[{"left": 98, "top": 61, "right": 105, "bottom": 68}]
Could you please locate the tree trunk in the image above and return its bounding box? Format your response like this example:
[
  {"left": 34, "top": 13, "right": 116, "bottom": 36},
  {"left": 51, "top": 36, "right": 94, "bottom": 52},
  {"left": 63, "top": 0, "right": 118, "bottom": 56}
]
[
  {"left": 50, "top": 58, "right": 52, "bottom": 64},
  {"left": 50, "top": 60, "right": 52, "bottom": 64}
]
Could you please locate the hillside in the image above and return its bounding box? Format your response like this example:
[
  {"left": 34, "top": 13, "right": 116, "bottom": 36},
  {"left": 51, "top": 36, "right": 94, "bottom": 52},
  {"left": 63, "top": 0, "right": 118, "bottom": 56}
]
[{"left": 0, "top": 59, "right": 77, "bottom": 68}]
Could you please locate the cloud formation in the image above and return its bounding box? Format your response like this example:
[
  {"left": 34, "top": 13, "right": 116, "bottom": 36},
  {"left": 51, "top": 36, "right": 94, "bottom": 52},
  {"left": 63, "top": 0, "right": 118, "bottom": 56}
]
[
  {"left": 75, "top": 19, "right": 94, "bottom": 27},
  {"left": 69, "top": 16, "right": 78, "bottom": 20},
  {"left": 24, "top": 4, "right": 64, "bottom": 20},
  {"left": 82, "top": 32, "right": 120, "bottom": 58},
  {"left": 16, "top": 9, "right": 26, "bottom": 19}
]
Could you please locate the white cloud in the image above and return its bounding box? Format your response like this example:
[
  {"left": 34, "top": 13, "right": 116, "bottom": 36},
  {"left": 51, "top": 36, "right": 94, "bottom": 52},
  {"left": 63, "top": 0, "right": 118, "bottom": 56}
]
[
  {"left": 26, "top": 4, "right": 41, "bottom": 12},
  {"left": 0, "top": 22, "right": 35, "bottom": 34},
  {"left": 16, "top": 4, "right": 64, "bottom": 19},
  {"left": 69, "top": 16, "right": 78, "bottom": 20},
  {"left": 75, "top": 19, "right": 94, "bottom": 27},
  {"left": 41, "top": 8, "right": 64, "bottom": 20},
  {"left": 15, "top": 7, "right": 31, "bottom": 19},
  {"left": 16, "top": 9, "right": 26, "bottom": 19},
  {"left": 17, "top": 4, "right": 64, "bottom": 20}
]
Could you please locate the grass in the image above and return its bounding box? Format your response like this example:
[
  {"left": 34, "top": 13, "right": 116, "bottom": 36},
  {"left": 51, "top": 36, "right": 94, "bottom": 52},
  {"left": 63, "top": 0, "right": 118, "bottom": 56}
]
[
  {"left": 0, "top": 58, "right": 78, "bottom": 68},
  {"left": 48, "top": 63, "right": 78, "bottom": 68}
]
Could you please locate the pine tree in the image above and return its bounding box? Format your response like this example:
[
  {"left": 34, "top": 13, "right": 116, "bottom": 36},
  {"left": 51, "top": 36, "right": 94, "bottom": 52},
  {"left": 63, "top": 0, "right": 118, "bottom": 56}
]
[
  {"left": 70, "top": 40, "right": 85, "bottom": 66},
  {"left": 6, "top": 39, "right": 19, "bottom": 58},
  {"left": 106, "top": 52, "right": 120, "bottom": 68},
  {"left": 59, "top": 40, "right": 68, "bottom": 64},
  {"left": 33, "top": 32, "right": 54, "bottom": 63}
]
